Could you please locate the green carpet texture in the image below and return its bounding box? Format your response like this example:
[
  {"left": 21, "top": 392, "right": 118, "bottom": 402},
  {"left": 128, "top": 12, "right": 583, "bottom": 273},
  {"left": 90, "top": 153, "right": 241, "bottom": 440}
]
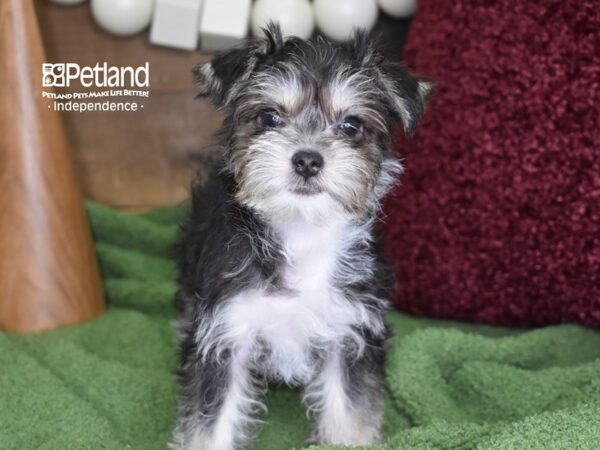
[{"left": 2, "top": 202, "right": 600, "bottom": 449}]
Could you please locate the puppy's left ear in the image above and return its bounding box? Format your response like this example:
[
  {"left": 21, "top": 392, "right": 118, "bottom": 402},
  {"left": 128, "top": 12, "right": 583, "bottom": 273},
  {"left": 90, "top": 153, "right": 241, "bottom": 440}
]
[
  {"left": 378, "top": 62, "right": 434, "bottom": 136},
  {"left": 347, "top": 31, "right": 434, "bottom": 135},
  {"left": 193, "top": 23, "right": 285, "bottom": 108}
]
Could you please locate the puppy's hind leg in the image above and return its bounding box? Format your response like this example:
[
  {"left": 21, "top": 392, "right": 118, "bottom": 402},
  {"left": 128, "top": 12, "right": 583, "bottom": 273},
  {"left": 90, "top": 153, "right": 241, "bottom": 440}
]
[
  {"left": 171, "top": 346, "right": 263, "bottom": 450},
  {"left": 303, "top": 345, "right": 385, "bottom": 446}
]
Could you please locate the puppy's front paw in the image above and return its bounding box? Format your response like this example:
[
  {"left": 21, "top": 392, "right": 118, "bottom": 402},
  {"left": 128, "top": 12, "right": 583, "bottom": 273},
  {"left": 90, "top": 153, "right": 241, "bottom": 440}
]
[{"left": 170, "top": 425, "right": 237, "bottom": 450}]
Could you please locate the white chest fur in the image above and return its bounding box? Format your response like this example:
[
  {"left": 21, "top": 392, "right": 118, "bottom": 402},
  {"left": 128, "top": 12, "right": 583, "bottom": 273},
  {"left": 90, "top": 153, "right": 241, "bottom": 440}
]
[{"left": 202, "top": 218, "right": 376, "bottom": 384}]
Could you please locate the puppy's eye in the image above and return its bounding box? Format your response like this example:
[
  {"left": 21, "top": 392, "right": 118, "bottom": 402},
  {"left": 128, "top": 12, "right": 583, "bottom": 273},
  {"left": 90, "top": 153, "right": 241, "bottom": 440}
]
[
  {"left": 259, "top": 111, "right": 283, "bottom": 128},
  {"left": 340, "top": 116, "right": 363, "bottom": 138}
]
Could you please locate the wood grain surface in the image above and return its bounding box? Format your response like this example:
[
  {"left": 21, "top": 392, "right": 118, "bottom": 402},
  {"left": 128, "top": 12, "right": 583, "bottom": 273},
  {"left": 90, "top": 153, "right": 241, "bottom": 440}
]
[
  {"left": 34, "top": 0, "right": 223, "bottom": 210},
  {"left": 0, "top": 0, "right": 105, "bottom": 332}
]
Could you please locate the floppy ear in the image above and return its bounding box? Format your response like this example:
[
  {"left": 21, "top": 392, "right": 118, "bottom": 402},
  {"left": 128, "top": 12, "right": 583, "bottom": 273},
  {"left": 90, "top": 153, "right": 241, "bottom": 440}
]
[
  {"left": 192, "top": 23, "right": 285, "bottom": 108},
  {"left": 347, "top": 31, "right": 433, "bottom": 135},
  {"left": 378, "top": 62, "right": 434, "bottom": 136}
]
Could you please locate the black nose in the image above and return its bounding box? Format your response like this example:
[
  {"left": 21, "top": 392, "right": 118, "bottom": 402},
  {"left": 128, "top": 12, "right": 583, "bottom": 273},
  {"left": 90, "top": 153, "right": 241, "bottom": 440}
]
[{"left": 292, "top": 150, "right": 324, "bottom": 179}]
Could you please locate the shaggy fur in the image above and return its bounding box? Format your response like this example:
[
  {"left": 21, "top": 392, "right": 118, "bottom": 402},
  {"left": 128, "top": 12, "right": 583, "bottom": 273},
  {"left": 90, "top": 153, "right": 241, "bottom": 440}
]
[{"left": 172, "top": 25, "right": 431, "bottom": 450}]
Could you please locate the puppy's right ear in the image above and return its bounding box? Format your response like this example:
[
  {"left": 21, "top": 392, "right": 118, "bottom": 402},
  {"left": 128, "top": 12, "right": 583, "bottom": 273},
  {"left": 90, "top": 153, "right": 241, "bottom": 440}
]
[
  {"left": 193, "top": 47, "right": 255, "bottom": 108},
  {"left": 193, "top": 23, "right": 285, "bottom": 108}
]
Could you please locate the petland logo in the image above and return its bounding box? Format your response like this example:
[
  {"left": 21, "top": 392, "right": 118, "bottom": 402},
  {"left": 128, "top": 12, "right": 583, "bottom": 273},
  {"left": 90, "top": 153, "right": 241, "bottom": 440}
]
[
  {"left": 42, "top": 62, "right": 149, "bottom": 88},
  {"left": 42, "top": 62, "right": 151, "bottom": 113}
]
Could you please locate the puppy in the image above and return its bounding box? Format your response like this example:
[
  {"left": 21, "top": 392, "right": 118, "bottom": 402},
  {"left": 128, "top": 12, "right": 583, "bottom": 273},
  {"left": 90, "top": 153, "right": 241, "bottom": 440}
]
[{"left": 172, "top": 24, "right": 431, "bottom": 450}]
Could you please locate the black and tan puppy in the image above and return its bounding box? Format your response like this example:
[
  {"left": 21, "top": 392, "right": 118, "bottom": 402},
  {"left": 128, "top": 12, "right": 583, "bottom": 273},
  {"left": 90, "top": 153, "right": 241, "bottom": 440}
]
[{"left": 172, "top": 24, "right": 431, "bottom": 450}]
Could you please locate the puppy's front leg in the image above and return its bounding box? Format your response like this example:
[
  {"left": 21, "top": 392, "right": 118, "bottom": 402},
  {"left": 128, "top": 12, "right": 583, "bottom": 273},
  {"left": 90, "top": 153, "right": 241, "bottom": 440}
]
[
  {"left": 303, "top": 346, "right": 384, "bottom": 446},
  {"left": 172, "top": 346, "right": 261, "bottom": 450}
]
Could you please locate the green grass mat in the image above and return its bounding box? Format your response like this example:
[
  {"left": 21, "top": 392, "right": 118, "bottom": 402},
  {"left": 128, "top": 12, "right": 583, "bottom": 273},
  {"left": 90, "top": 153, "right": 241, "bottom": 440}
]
[{"left": 2, "top": 202, "right": 599, "bottom": 449}]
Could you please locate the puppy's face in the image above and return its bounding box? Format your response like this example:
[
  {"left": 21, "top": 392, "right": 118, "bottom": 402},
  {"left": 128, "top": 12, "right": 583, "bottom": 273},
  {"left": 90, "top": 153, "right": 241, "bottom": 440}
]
[{"left": 195, "top": 26, "right": 432, "bottom": 223}]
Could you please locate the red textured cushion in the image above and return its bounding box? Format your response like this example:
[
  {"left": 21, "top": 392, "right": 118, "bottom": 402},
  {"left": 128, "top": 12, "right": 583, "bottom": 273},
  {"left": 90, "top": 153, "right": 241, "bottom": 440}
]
[{"left": 383, "top": 0, "right": 600, "bottom": 327}]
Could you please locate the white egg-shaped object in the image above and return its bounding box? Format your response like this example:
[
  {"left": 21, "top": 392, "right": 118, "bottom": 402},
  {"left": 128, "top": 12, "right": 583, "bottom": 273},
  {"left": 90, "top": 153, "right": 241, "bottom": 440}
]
[
  {"left": 378, "top": 0, "right": 417, "bottom": 18},
  {"left": 252, "top": 0, "right": 314, "bottom": 40},
  {"left": 314, "top": 0, "right": 378, "bottom": 42},
  {"left": 91, "top": 0, "right": 154, "bottom": 36}
]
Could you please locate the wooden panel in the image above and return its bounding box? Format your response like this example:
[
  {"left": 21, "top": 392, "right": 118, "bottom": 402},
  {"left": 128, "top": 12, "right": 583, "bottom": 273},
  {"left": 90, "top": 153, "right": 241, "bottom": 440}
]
[{"left": 34, "top": 0, "right": 222, "bottom": 209}]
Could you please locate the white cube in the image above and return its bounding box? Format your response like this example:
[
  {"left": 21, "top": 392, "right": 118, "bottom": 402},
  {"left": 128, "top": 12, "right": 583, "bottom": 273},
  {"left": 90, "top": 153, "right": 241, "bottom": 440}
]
[
  {"left": 199, "top": 0, "right": 251, "bottom": 52},
  {"left": 150, "top": 0, "right": 203, "bottom": 51}
]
